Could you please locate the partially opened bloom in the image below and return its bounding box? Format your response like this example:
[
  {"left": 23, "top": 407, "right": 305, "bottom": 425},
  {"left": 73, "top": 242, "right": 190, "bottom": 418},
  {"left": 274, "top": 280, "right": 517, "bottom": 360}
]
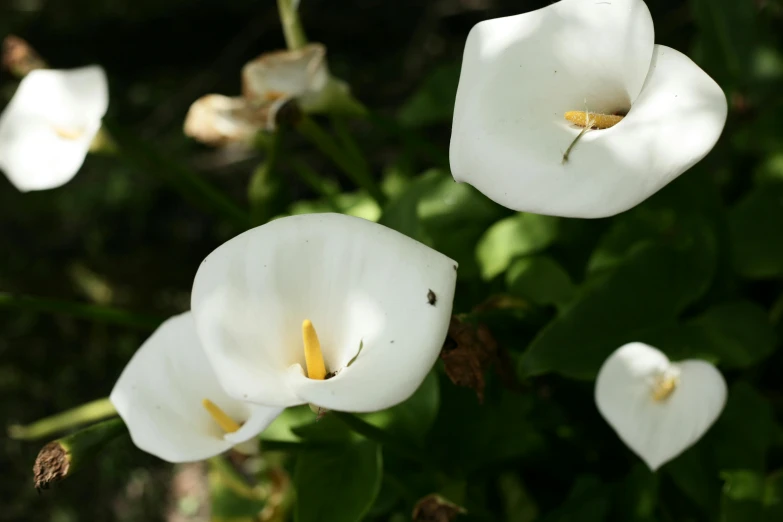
[
  {"left": 242, "top": 43, "right": 329, "bottom": 113},
  {"left": 191, "top": 213, "right": 457, "bottom": 412},
  {"left": 183, "top": 94, "right": 270, "bottom": 147},
  {"left": 595, "top": 342, "right": 727, "bottom": 471},
  {"left": 110, "top": 312, "right": 282, "bottom": 463},
  {"left": 0, "top": 66, "right": 108, "bottom": 191},
  {"left": 449, "top": 0, "right": 728, "bottom": 218}
]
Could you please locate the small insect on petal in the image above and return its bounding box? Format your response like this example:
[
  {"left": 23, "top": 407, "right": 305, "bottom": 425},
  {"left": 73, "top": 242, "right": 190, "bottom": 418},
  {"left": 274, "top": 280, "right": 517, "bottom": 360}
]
[
  {"left": 564, "top": 111, "right": 624, "bottom": 129},
  {"left": 427, "top": 289, "right": 437, "bottom": 306}
]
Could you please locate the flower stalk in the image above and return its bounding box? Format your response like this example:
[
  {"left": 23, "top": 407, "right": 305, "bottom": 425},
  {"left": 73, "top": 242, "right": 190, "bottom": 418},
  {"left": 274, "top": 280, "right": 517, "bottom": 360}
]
[
  {"left": 9, "top": 398, "right": 117, "bottom": 441},
  {"left": 296, "top": 116, "right": 386, "bottom": 205},
  {"left": 277, "top": 0, "right": 308, "bottom": 50}
]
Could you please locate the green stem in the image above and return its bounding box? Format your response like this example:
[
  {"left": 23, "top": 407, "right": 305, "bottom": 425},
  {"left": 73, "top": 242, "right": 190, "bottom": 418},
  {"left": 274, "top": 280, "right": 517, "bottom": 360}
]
[
  {"left": 103, "top": 121, "right": 251, "bottom": 230},
  {"left": 330, "top": 117, "right": 371, "bottom": 176},
  {"left": 331, "top": 412, "right": 436, "bottom": 468},
  {"left": 290, "top": 159, "right": 343, "bottom": 212},
  {"left": 276, "top": 0, "right": 308, "bottom": 50},
  {"left": 9, "top": 397, "right": 117, "bottom": 441},
  {"left": 0, "top": 292, "right": 162, "bottom": 330},
  {"left": 296, "top": 116, "right": 385, "bottom": 205},
  {"left": 248, "top": 130, "right": 283, "bottom": 225}
]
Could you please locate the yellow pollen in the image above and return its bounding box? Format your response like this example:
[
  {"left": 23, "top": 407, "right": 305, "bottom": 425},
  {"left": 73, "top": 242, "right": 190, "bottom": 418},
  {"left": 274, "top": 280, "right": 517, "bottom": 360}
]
[
  {"left": 263, "top": 90, "right": 287, "bottom": 102},
  {"left": 53, "top": 126, "right": 85, "bottom": 140},
  {"left": 202, "top": 398, "right": 241, "bottom": 433},
  {"left": 302, "top": 319, "right": 327, "bottom": 380},
  {"left": 565, "top": 111, "right": 624, "bottom": 129},
  {"left": 652, "top": 375, "right": 678, "bottom": 402}
]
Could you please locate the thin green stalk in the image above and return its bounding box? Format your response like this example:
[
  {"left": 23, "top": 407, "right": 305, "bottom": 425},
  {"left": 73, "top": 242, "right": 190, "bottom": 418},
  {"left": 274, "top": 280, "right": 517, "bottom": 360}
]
[
  {"left": 103, "top": 121, "right": 251, "bottom": 230},
  {"left": 330, "top": 117, "right": 371, "bottom": 177},
  {"left": 276, "top": 0, "right": 308, "bottom": 50},
  {"left": 0, "top": 292, "right": 162, "bottom": 330},
  {"left": 296, "top": 116, "right": 386, "bottom": 205},
  {"left": 331, "top": 412, "right": 437, "bottom": 468},
  {"left": 248, "top": 130, "right": 283, "bottom": 225},
  {"left": 290, "top": 159, "right": 343, "bottom": 212},
  {"left": 9, "top": 398, "right": 117, "bottom": 441}
]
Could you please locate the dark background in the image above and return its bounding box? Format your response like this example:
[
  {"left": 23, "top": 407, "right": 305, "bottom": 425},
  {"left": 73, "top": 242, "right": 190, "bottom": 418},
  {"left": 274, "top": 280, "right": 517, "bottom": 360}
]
[{"left": 0, "top": 0, "right": 781, "bottom": 520}]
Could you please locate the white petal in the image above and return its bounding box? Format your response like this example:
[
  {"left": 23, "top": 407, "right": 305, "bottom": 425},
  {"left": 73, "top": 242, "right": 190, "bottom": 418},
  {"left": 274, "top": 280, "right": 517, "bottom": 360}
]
[
  {"left": 0, "top": 66, "right": 108, "bottom": 191},
  {"left": 192, "top": 213, "right": 457, "bottom": 412},
  {"left": 241, "top": 44, "right": 329, "bottom": 111},
  {"left": 110, "top": 312, "right": 280, "bottom": 463},
  {"left": 183, "top": 94, "right": 264, "bottom": 146},
  {"left": 595, "top": 342, "right": 727, "bottom": 471},
  {"left": 451, "top": 0, "right": 678, "bottom": 218}
]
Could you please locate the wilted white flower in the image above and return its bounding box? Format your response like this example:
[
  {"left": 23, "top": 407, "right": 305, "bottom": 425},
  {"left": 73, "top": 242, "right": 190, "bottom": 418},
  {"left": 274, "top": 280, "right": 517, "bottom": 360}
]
[
  {"left": 0, "top": 66, "right": 108, "bottom": 191},
  {"left": 242, "top": 43, "right": 329, "bottom": 112},
  {"left": 449, "top": 0, "right": 728, "bottom": 218},
  {"left": 595, "top": 342, "right": 727, "bottom": 471},
  {"left": 191, "top": 213, "right": 457, "bottom": 413},
  {"left": 183, "top": 94, "right": 270, "bottom": 146},
  {"left": 110, "top": 312, "right": 282, "bottom": 463}
]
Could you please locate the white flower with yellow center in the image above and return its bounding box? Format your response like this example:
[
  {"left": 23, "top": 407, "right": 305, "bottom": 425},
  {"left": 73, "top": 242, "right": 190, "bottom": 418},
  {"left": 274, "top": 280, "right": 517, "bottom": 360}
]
[
  {"left": 0, "top": 66, "right": 108, "bottom": 191},
  {"left": 595, "top": 342, "right": 727, "bottom": 471},
  {"left": 110, "top": 312, "right": 282, "bottom": 463},
  {"left": 449, "top": 0, "right": 728, "bottom": 218},
  {"left": 191, "top": 213, "right": 457, "bottom": 412}
]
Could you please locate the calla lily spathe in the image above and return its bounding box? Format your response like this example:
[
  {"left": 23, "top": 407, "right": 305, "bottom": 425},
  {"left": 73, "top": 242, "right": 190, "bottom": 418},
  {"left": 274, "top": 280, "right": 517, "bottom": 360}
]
[
  {"left": 110, "top": 312, "right": 282, "bottom": 463},
  {"left": 595, "top": 342, "right": 727, "bottom": 471},
  {"left": 242, "top": 43, "right": 330, "bottom": 113},
  {"left": 449, "top": 0, "right": 728, "bottom": 218},
  {"left": 0, "top": 65, "right": 108, "bottom": 191},
  {"left": 191, "top": 213, "right": 457, "bottom": 413}
]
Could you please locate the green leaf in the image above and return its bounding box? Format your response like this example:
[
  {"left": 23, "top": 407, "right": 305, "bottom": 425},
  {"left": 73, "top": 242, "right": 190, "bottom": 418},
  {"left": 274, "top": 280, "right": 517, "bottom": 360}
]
[
  {"left": 398, "top": 63, "right": 460, "bottom": 127},
  {"left": 521, "top": 215, "right": 715, "bottom": 379},
  {"left": 428, "top": 379, "right": 546, "bottom": 472},
  {"left": 686, "top": 301, "right": 776, "bottom": 368},
  {"left": 380, "top": 169, "right": 507, "bottom": 278},
  {"left": 666, "top": 383, "right": 776, "bottom": 515},
  {"left": 764, "top": 472, "right": 783, "bottom": 521},
  {"left": 476, "top": 213, "right": 559, "bottom": 280},
  {"left": 540, "top": 475, "right": 609, "bottom": 522},
  {"left": 290, "top": 413, "right": 356, "bottom": 443},
  {"left": 638, "top": 301, "right": 776, "bottom": 369},
  {"left": 729, "top": 183, "right": 783, "bottom": 279},
  {"left": 720, "top": 470, "right": 765, "bottom": 522},
  {"left": 612, "top": 465, "right": 658, "bottom": 522},
  {"left": 294, "top": 441, "right": 383, "bottom": 522},
  {"left": 506, "top": 256, "right": 576, "bottom": 309},
  {"left": 690, "top": 0, "right": 757, "bottom": 87},
  {"left": 379, "top": 170, "right": 443, "bottom": 241},
  {"left": 360, "top": 369, "right": 439, "bottom": 446}
]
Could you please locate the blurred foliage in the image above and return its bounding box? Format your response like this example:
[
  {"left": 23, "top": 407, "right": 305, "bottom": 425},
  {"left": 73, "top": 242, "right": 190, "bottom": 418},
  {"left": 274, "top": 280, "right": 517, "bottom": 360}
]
[{"left": 1, "top": 0, "right": 783, "bottom": 521}]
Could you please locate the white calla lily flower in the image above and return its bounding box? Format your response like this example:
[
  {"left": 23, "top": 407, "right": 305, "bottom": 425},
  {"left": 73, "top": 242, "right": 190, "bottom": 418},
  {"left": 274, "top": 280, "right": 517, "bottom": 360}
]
[
  {"left": 183, "top": 94, "right": 269, "bottom": 146},
  {"left": 595, "top": 342, "right": 727, "bottom": 471},
  {"left": 242, "top": 43, "right": 358, "bottom": 116},
  {"left": 449, "top": 0, "right": 728, "bottom": 218},
  {"left": 0, "top": 66, "right": 108, "bottom": 191},
  {"left": 191, "top": 213, "right": 457, "bottom": 413},
  {"left": 242, "top": 43, "right": 328, "bottom": 111},
  {"left": 110, "top": 312, "right": 282, "bottom": 463}
]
